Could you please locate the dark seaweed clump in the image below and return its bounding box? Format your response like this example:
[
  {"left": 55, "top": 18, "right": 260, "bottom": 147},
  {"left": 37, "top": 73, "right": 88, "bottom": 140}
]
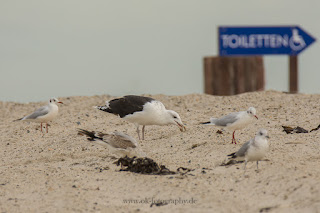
[{"left": 116, "top": 156, "right": 176, "bottom": 175}]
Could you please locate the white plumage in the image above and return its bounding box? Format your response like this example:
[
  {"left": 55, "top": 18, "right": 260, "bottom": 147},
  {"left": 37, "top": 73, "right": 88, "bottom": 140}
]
[
  {"left": 228, "top": 129, "right": 270, "bottom": 171},
  {"left": 15, "top": 98, "right": 63, "bottom": 133},
  {"left": 202, "top": 107, "right": 258, "bottom": 144},
  {"left": 95, "top": 95, "right": 186, "bottom": 140}
]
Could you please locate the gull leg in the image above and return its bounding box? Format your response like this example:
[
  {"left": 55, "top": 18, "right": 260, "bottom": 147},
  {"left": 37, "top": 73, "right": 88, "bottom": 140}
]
[
  {"left": 232, "top": 131, "right": 237, "bottom": 144},
  {"left": 136, "top": 125, "right": 141, "bottom": 140},
  {"left": 256, "top": 161, "right": 259, "bottom": 170},
  {"left": 142, "top": 125, "right": 145, "bottom": 140},
  {"left": 46, "top": 123, "right": 48, "bottom": 133},
  {"left": 41, "top": 123, "right": 43, "bottom": 133},
  {"left": 243, "top": 160, "right": 248, "bottom": 176}
]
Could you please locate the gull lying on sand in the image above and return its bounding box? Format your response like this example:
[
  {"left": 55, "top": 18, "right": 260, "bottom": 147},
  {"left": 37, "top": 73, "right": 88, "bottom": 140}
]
[{"left": 78, "top": 129, "right": 146, "bottom": 157}]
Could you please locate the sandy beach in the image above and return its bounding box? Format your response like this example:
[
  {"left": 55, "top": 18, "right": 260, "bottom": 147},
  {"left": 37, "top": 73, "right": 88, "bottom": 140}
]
[{"left": 1, "top": 90, "right": 320, "bottom": 212}]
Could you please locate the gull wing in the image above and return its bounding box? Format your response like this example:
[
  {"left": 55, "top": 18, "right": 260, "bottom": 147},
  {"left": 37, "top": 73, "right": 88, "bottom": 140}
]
[
  {"left": 23, "top": 105, "right": 50, "bottom": 120},
  {"left": 98, "top": 132, "right": 137, "bottom": 149},
  {"left": 212, "top": 112, "right": 241, "bottom": 127},
  {"left": 235, "top": 139, "right": 253, "bottom": 158}
]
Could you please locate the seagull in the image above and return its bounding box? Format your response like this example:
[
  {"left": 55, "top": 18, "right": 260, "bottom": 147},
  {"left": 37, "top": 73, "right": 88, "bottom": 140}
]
[
  {"left": 201, "top": 107, "right": 258, "bottom": 144},
  {"left": 227, "top": 129, "right": 270, "bottom": 171},
  {"left": 94, "top": 95, "right": 186, "bottom": 140},
  {"left": 78, "top": 129, "right": 145, "bottom": 157},
  {"left": 14, "top": 98, "right": 63, "bottom": 133}
]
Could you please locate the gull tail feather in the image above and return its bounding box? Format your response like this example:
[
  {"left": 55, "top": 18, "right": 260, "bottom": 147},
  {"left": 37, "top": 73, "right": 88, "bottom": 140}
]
[
  {"left": 200, "top": 121, "right": 211, "bottom": 125},
  {"left": 200, "top": 118, "right": 217, "bottom": 125},
  {"left": 227, "top": 152, "right": 237, "bottom": 158},
  {"left": 94, "top": 105, "right": 113, "bottom": 113},
  {"left": 78, "top": 129, "right": 103, "bottom": 141},
  {"left": 13, "top": 117, "right": 24, "bottom": 122}
]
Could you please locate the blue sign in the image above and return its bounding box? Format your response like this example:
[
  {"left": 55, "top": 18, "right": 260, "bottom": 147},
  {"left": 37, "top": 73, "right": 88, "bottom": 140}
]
[{"left": 219, "top": 26, "right": 316, "bottom": 56}]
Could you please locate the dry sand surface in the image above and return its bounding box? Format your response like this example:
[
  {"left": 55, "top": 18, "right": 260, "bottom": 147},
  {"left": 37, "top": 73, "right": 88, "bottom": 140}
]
[{"left": 1, "top": 90, "right": 320, "bottom": 213}]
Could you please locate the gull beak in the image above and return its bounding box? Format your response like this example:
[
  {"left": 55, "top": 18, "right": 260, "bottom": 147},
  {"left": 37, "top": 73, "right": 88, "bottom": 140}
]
[
  {"left": 175, "top": 121, "right": 186, "bottom": 132},
  {"left": 58, "top": 101, "right": 63, "bottom": 104},
  {"left": 266, "top": 135, "right": 270, "bottom": 139},
  {"left": 254, "top": 115, "right": 258, "bottom": 120}
]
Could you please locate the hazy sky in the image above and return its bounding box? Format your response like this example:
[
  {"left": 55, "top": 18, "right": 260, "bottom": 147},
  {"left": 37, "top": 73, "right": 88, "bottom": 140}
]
[{"left": 1, "top": 0, "right": 319, "bottom": 102}]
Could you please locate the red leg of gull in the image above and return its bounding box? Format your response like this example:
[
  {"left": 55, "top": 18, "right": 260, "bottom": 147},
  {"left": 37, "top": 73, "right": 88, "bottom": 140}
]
[
  {"left": 142, "top": 125, "right": 145, "bottom": 140},
  {"left": 46, "top": 123, "right": 48, "bottom": 133},
  {"left": 41, "top": 123, "right": 43, "bottom": 133},
  {"left": 232, "top": 131, "right": 237, "bottom": 144}
]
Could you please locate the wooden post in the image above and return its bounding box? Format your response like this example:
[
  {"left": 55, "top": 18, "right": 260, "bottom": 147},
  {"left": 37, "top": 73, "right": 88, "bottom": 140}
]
[
  {"left": 204, "top": 56, "right": 264, "bottom": 96},
  {"left": 289, "top": 55, "right": 298, "bottom": 93}
]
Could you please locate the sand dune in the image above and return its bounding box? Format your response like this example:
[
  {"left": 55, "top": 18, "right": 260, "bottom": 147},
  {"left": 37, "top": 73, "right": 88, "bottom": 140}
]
[{"left": 1, "top": 90, "right": 320, "bottom": 212}]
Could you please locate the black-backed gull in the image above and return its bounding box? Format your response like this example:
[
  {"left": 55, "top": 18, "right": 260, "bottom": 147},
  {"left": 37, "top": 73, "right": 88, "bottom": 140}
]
[{"left": 94, "top": 95, "right": 186, "bottom": 140}]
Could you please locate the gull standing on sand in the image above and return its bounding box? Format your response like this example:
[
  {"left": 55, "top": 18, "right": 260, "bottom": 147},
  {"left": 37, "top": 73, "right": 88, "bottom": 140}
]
[
  {"left": 14, "top": 98, "right": 63, "bottom": 133},
  {"left": 94, "top": 95, "right": 186, "bottom": 140},
  {"left": 227, "top": 129, "right": 270, "bottom": 171},
  {"left": 78, "top": 129, "right": 146, "bottom": 157},
  {"left": 201, "top": 107, "right": 258, "bottom": 144}
]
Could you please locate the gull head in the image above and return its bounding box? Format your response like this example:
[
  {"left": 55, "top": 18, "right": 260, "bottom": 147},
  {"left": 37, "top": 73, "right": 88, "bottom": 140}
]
[
  {"left": 257, "top": 128, "right": 269, "bottom": 139},
  {"left": 166, "top": 110, "right": 186, "bottom": 132},
  {"left": 247, "top": 107, "right": 258, "bottom": 119},
  {"left": 49, "top": 98, "right": 63, "bottom": 104}
]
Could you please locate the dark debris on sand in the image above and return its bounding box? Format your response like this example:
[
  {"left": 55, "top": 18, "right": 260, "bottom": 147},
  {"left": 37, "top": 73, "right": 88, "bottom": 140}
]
[
  {"left": 282, "top": 126, "right": 308, "bottom": 134},
  {"left": 116, "top": 156, "right": 193, "bottom": 175},
  {"left": 216, "top": 130, "right": 223, "bottom": 134},
  {"left": 150, "top": 201, "right": 168, "bottom": 207},
  {"left": 282, "top": 124, "right": 320, "bottom": 134},
  {"left": 310, "top": 124, "right": 320, "bottom": 132},
  {"left": 220, "top": 159, "right": 243, "bottom": 167}
]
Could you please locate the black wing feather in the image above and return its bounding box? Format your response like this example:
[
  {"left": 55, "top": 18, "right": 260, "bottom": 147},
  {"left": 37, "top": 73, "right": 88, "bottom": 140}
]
[
  {"left": 105, "top": 95, "right": 154, "bottom": 118},
  {"left": 227, "top": 152, "right": 237, "bottom": 158},
  {"left": 78, "top": 129, "right": 103, "bottom": 141}
]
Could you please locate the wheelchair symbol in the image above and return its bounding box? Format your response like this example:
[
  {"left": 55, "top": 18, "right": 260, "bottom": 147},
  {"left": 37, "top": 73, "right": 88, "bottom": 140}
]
[{"left": 289, "top": 29, "right": 306, "bottom": 51}]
